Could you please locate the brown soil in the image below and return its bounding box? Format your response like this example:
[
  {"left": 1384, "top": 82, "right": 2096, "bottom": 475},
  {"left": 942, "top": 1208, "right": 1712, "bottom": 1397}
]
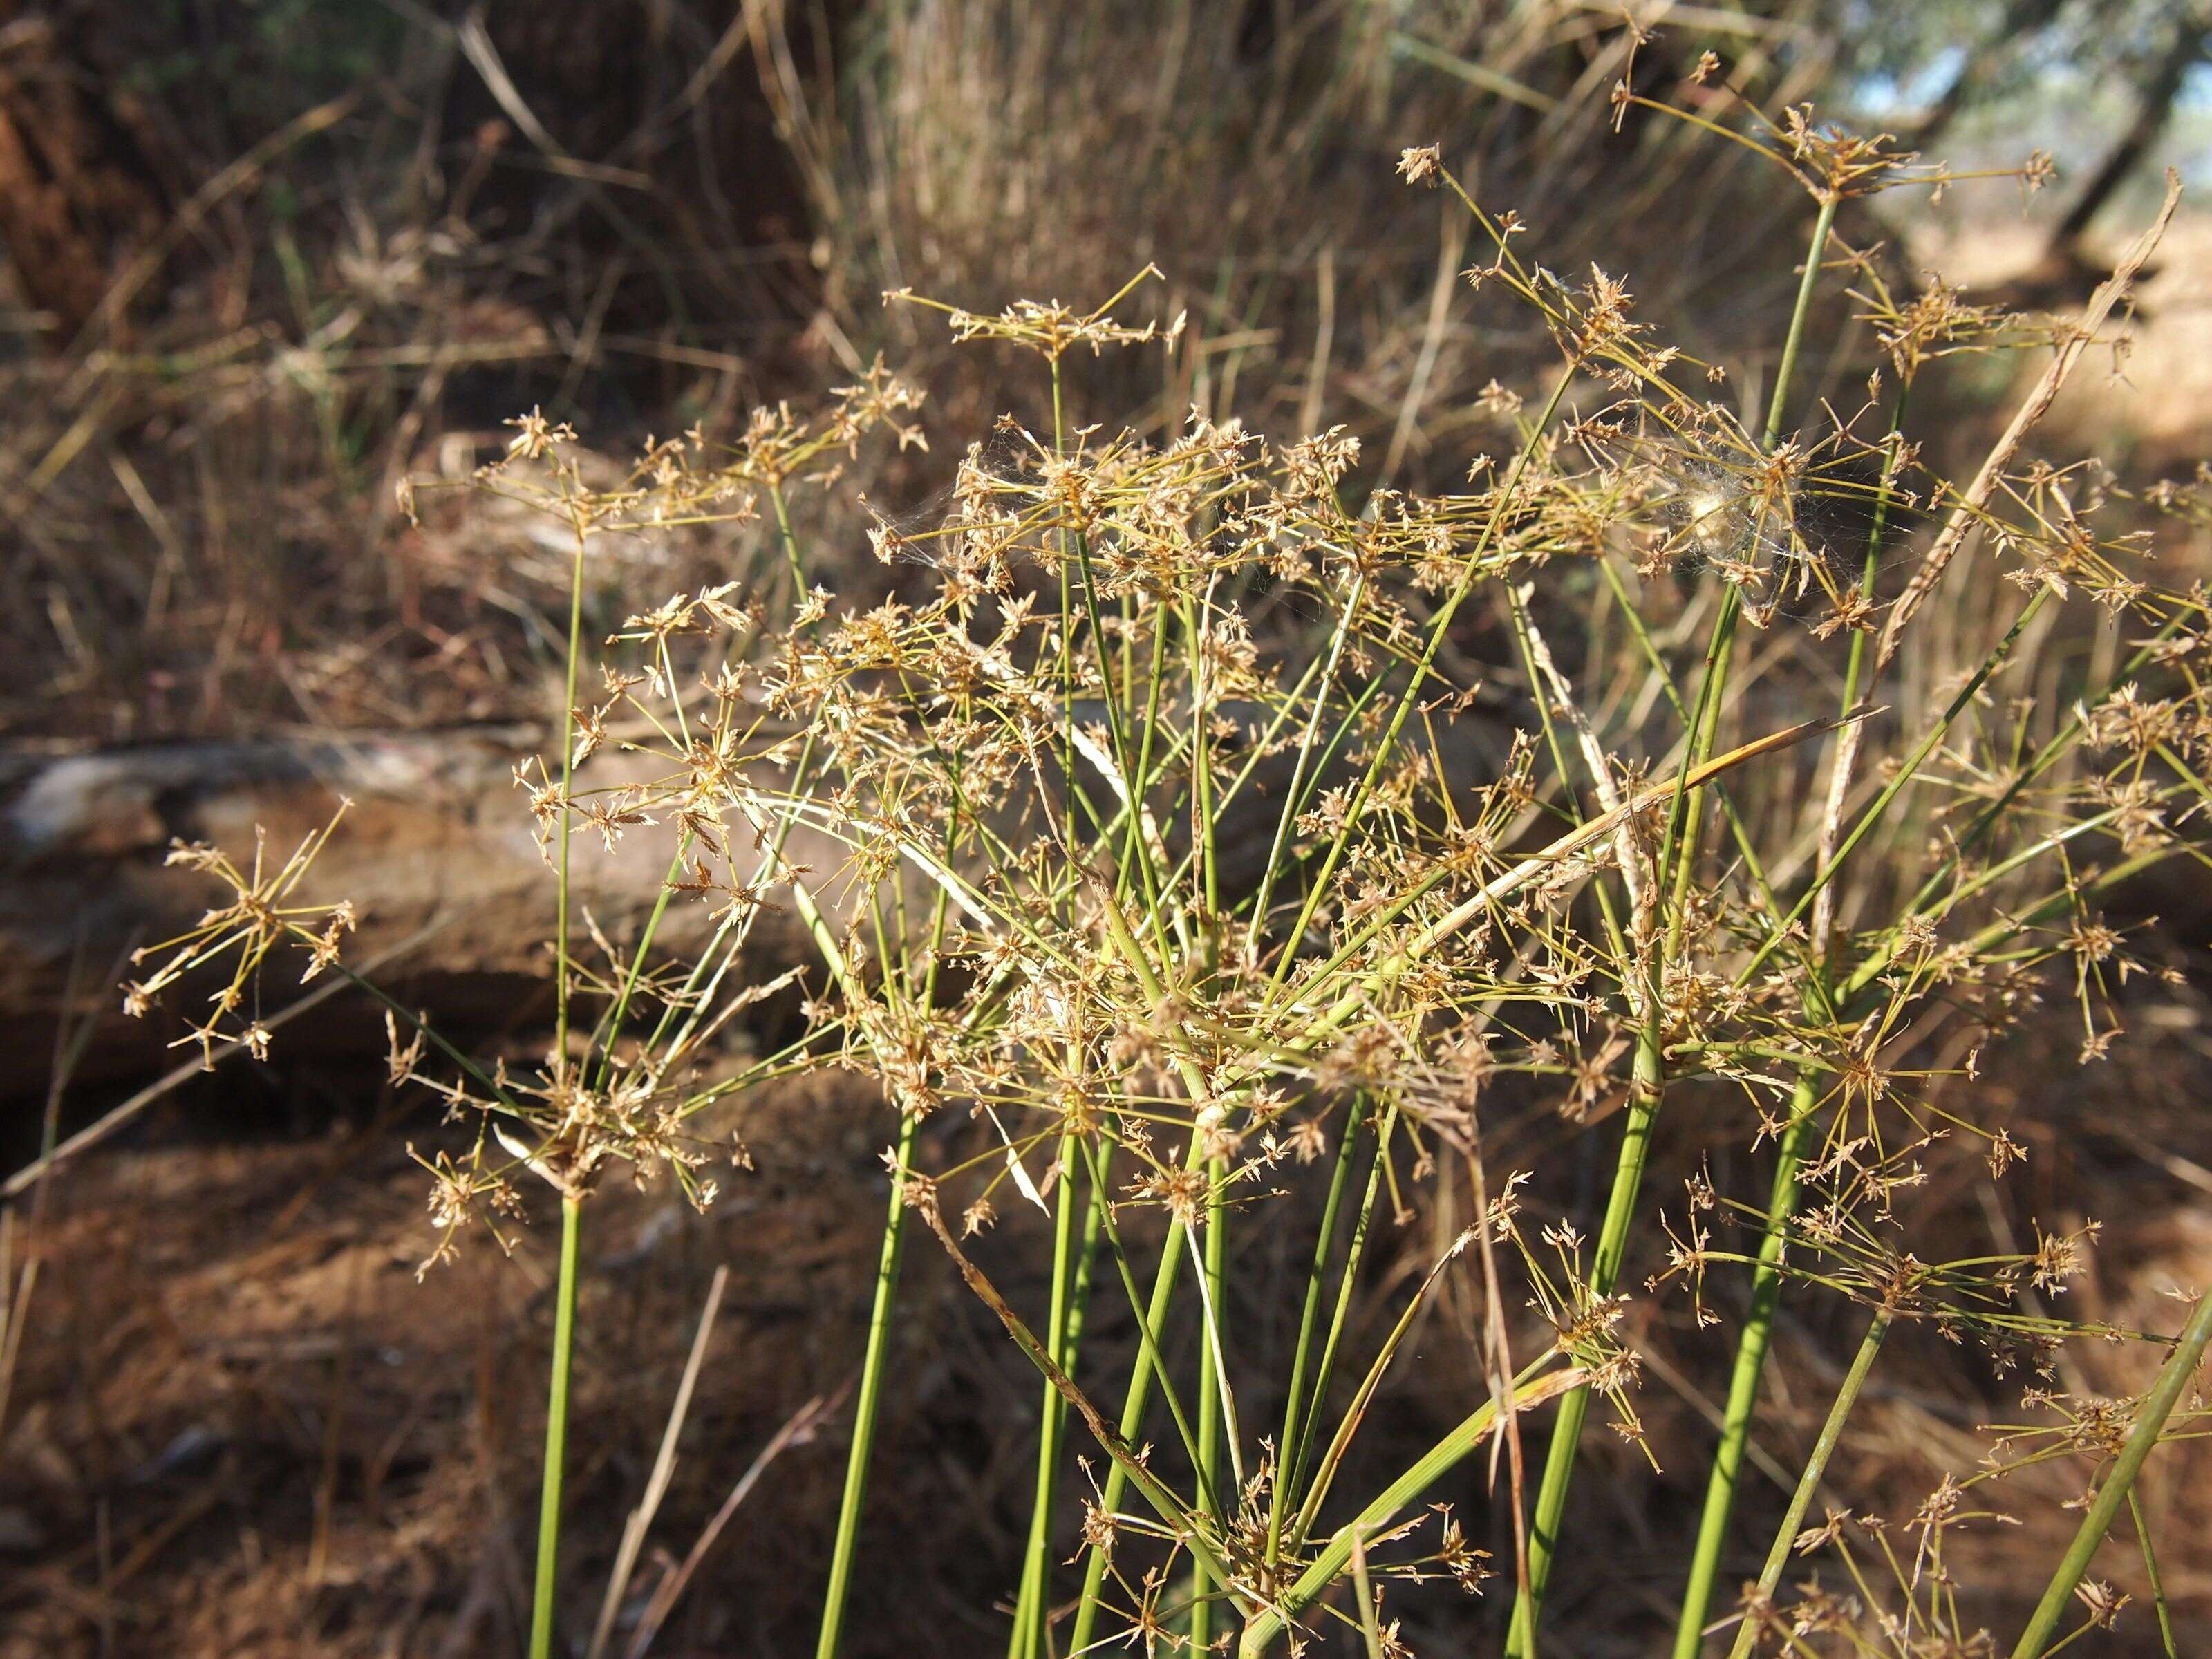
[
  {"left": 0, "top": 1073, "right": 1020, "bottom": 1659},
  {"left": 6, "top": 988, "right": 2211, "bottom": 1657}
]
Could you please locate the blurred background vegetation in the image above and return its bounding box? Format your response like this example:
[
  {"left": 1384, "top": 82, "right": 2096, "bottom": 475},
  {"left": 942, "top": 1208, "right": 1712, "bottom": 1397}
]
[{"left": 2, "top": 0, "right": 2208, "bottom": 744}]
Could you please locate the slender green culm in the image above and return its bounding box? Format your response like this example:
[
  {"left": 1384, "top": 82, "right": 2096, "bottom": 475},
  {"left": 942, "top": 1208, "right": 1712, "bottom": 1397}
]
[
  {"left": 815, "top": 1107, "right": 921, "bottom": 1659},
  {"left": 1190, "top": 1154, "right": 1230, "bottom": 1653},
  {"left": 1723, "top": 1309, "right": 1891, "bottom": 1659},
  {"left": 2126, "top": 1488, "right": 2177, "bottom": 1658},
  {"left": 552, "top": 523, "right": 586, "bottom": 1060},
  {"left": 530, "top": 1191, "right": 583, "bottom": 1659},
  {"left": 1009, "top": 1130, "right": 1087, "bottom": 1659},
  {"left": 1068, "top": 1160, "right": 1201, "bottom": 1655},
  {"left": 1671, "top": 1071, "right": 1818, "bottom": 1658},
  {"left": 2010, "top": 1292, "right": 2212, "bottom": 1659},
  {"left": 1282, "top": 1104, "right": 1395, "bottom": 1535},
  {"left": 1264, "top": 1091, "right": 1371, "bottom": 1569},
  {"left": 529, "top": 516, "right": 593, "bottom": 1659},
  {"left": 1674, "top": 377, "right": 1911, "bottom": 1657},
  {"left": 1508, "top": 187, "right": 1838, "bottom": 1659}
]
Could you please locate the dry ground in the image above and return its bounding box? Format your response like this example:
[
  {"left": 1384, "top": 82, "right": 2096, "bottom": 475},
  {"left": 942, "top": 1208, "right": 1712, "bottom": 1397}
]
[{"left": 5, "top": 972, "right": 2210, "bottom": 1656}]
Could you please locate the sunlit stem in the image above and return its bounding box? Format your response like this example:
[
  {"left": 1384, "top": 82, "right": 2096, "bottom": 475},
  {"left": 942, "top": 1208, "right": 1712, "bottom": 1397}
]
[
  {"left": 814, "top": 1107, "right": 921, "bottom": 1659},
  {"left": 2010, "top": 1291, "right": 2212, "bottom": 1659},
  {"left": 529, "top": 1190, "right": 583, "bottom": 1659},
  {"left": 1721, "top": 1308, "right": 1891, "bottom": 1659},
  {"left": 771, "top": 474, "right": 808, "bottom": 603},
  {"left": 1190, "top": 1154, "right": 1229, "bottom": 1653},
  {"left": 1009, "top": 353, "right": 1111, "bottom": 1659},
  {"left": 1280, "top": 1103, "right": 1395, "bottom": 1539},
  {"left": 1067, "top": 1146, "right": 1203, "bottom": 1656},
  {"left": 2127, "top": 1488, "right": 2177, "bottom": 1658},
  {"left": 1264, "top": 1091, "right": 1371, "bottom": 1569},
  {"left": 812, "top": 507, "right": 953, "bottom": 1659},
  {"left": 553, "top": 524, "right": 586, "bottom": 1058},
  {"left": 528, "top": 517, "right": 591, "bottom": 1659},
  {"left": 1671, "top": 1071, "right": 1819, "bottom": 1658},
  {"left": 1508, "top": 189, "right": 1836, "bottom": 1659},
  {"left": 1009, "top": 1133, "right": 1089, "bottom": 1659},
  {"left": 1672, "top": 377, "right": 1907, "bottom": 1656}
]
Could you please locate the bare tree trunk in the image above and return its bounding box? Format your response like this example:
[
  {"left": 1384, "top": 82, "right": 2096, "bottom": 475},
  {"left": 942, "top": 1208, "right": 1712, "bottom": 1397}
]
[
  {"left": 0, "top": 728, "right": 826, "bottom": 1085},
  {"left": 1909, "top": 0, "right": 2068, "bottom": 156},
  {"left": 2052, "top": 8, "right": 2211, "bottom": 256}
]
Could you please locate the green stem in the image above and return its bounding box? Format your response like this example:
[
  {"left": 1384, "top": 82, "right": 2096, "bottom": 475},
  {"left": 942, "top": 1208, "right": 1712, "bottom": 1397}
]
[
  {"left": 1238, "top": 1364, "right": 1574, "bottom": 1656},
  {"left": 1008, "top": 358, "right": 1112, "bottom": 1659},
  {"left": 815, "top": 1107, "right": 921, "bottom": 1659},
  {"left": 1723, "top": 1309, "right": 1890, "bottom": 1659},
  {"left": 2126, "top": 1488, "right": 2177, "bottom": 1658},
  {"left": 1761, "top": 196, "right": 1837, "bottom": 452},
  {"left": 1508, "top": 1038, "right": 1660, "bottom": 1659},
  {"left": 771, "top": 477, "right": 808, "bottom": 605},
  {"left": 1191, "top": 1156, "right": 1229, "bottom": 1653},
  {"left": 529, "top": 514, "right": 591, "bottom": 1659},
  {"left": 529, "top": 1191, "right": 583, "bottom": 1659},
  {"left": 1282, "top": 1105, "right": 1394, "bottom": 1530},
  {"left": 1010, "top": 1132, "right": 1087, "bottom": 1659},
  {"left": 1672, "top": 1071, "right": 1817, "bottom": 1659},
  {"left": 1653, "top": 189, "right": 1838, "bottom": 963},
  {"left": 819, "top": 795, "right": 963, "bottom": 1659},
  {"left": 2010, "top": 1291, "right": 2212, "bottom": 1659},
  {"left": 1067, "top": 1150, "right": 1203, "bottom": 1656},
  {"left": 1673, "top": 377, "right": 1912, "bottom": 1655},
  {"left": 1075, "top": 1135, "right": 1213, "bottom": 1485},
  {"left": 1507, "top": 190, "right": 1837, "bottom": 1659},
  {"left": 1351, "top": 1526, "right": 1387, "bottom": 1659},
  {"left": 554, "top": 525, "right": 587, "bottom": 1060},
  {"left": 1264, "top": 1093, "right": 1371, "bottom": 1569}
]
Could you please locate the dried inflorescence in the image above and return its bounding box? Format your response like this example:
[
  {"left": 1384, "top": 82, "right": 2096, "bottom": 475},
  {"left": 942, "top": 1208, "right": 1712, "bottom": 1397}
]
[{"left": 121, "top": 812, "right": 357, "bottom": 1065}]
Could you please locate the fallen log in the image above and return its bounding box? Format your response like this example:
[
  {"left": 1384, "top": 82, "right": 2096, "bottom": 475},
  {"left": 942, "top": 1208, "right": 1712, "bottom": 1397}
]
[{"left": 1, "top": 726, "right": 838, "bottom": 1094}]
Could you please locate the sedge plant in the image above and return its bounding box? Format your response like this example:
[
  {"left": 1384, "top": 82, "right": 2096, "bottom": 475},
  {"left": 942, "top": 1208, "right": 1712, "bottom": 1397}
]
[{"left": 120, "top": 55, "right": 2212, "bottom": 1659}]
